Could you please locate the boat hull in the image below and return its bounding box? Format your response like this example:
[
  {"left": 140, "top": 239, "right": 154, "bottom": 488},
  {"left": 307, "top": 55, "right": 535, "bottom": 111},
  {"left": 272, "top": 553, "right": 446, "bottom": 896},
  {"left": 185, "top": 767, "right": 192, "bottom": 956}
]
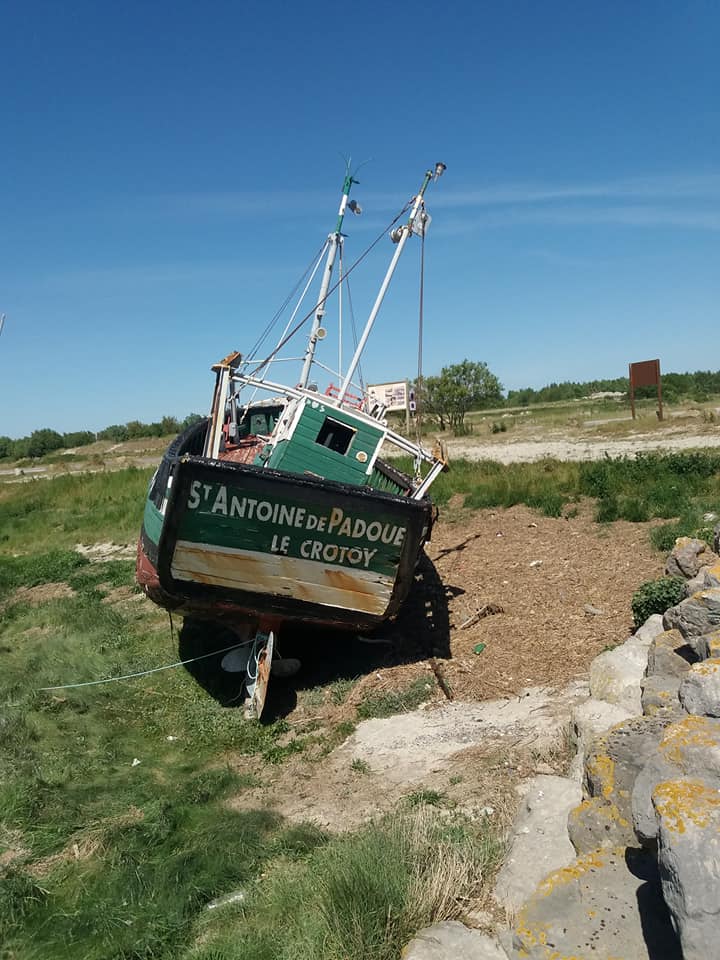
[{"left": 138, "top": 453, "right": 433, "bottom": 632}]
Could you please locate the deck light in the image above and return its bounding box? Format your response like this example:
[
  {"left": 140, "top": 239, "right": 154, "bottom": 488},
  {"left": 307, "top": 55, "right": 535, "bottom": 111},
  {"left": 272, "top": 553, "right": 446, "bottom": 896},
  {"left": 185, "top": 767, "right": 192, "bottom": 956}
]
[{"left": 433, "top": 162, "right": 446, "bottom": 180}]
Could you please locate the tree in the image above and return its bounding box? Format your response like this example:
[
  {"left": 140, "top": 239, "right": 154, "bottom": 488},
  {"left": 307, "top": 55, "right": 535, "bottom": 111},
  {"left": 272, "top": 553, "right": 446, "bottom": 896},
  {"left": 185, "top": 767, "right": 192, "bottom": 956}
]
[
  {"left": 422, "top": 359, "right": 503, "bottom": 434},
  {"left": 27, "top": 428, "right": 64, "bottom": 458}
]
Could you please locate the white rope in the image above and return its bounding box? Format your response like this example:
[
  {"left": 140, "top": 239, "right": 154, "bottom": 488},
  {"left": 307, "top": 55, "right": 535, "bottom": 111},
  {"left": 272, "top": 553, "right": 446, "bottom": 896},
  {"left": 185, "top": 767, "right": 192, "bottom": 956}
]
[{"left": 39, "top": 638, "right": 253, "bottom": 691}]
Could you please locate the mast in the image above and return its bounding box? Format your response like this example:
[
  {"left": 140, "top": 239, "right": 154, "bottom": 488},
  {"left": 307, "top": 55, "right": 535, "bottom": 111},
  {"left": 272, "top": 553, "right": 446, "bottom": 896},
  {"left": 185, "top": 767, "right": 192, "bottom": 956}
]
[
  {"left": 337, "top": 163, "right": 445, "bottom": 403},
  {"left": 299, "top": 171, "right": 360, "bottom": 388}
]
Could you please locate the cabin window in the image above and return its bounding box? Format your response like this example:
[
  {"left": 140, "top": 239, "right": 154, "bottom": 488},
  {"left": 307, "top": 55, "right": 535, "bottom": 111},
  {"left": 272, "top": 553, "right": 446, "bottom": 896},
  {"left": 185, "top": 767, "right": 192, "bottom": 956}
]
[{"left": 315, "top": 417, "right": 355, "bottom": 455}]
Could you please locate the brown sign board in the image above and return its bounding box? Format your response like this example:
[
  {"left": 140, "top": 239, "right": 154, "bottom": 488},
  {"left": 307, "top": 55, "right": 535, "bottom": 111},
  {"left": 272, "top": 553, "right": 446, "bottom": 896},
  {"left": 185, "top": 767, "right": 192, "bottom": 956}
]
[
  {"left": 630, "top": 359, "right": 660, "bottom": 388},
  {"left": 629, "top": 359, "right": 663, "bottom": 420}
]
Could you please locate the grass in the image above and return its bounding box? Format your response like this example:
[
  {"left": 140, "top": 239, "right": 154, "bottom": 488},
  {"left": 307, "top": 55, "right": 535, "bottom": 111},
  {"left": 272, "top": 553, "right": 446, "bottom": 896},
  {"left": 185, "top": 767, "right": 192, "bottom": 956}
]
[
  {"left": 183, "top": 807, "right": 503, "bottom": 960},
  {"left": 0, "top": 467, "right": 154, "bottom": 553},
  {"left": 356, "top": 677, "right": 435, "bottom": 720},
  {"left": 415, "top": 452, "right": 720, "bottom": 543}
]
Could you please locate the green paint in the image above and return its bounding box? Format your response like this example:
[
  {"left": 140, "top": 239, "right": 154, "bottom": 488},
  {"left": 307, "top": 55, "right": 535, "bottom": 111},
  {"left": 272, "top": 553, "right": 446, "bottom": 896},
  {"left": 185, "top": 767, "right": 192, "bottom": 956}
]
[
  {"left": 266, "top": 400, "right": 383, "bottom": 486},
  {"left": 142, "top": 498, "right": 164, "bottom": 546},
  {"left": 177, "top": 478, "right": 409, "bottom": 577}
]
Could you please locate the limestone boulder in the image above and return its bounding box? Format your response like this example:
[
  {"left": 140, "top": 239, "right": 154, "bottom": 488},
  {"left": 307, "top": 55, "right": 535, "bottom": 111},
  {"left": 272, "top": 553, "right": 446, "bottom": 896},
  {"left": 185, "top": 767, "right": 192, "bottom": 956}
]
[
  {"left": 402, "top": 921, "right": 509, "bottom": 959},
  {"left": 493, "top": 775, "right": 581, "bottom": 915},
  {"left": 665, "top": 537, "right": 718, "bottom": 579},
  {"left": 646, "top": 629, "right": 695, "bottom": 678},
  {"left": 632, "top": 715, "right": 720, "bottom": 842},
  {"left": 510, "top": 847, "right": 681, "bottom": 959},
  {"left": 567, "top": 796, "right": 634, "bottom": 854},
  {"left": 589, "top": 639, "right": 649, "bottom": 714},
  {"left": 585, "top": 715, "right": 672, "bottom": 825},
  {"left": 632, "top": 612, "right": 666, "bottom": 645},
  {"left": 684, "top": 562, "right": 720, "bottom": 597},
  {"left": 640, "top": 673, "right": 684, "bottom": 718},
  {"left": 663, "top": 588, "right": 720, "bottom": 639},
  {"left": 571, "top": 698, "right": 633, "bottom": 755},
  {"left": 694, "top": 627, "right": 720, "bottom": 661},
  {"left": 653, "top": 779, "right": 720, "bottom": 960},
  {"left": 678, "top": 658, "right": 720, "bottom": 717}
]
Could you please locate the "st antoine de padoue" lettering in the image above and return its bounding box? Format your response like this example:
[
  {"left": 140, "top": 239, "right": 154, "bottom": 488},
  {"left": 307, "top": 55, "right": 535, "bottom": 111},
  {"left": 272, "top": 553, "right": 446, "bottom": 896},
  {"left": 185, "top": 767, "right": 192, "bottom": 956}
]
[{"left": 187, "top": 481, "right": 406, "bottom": 569}]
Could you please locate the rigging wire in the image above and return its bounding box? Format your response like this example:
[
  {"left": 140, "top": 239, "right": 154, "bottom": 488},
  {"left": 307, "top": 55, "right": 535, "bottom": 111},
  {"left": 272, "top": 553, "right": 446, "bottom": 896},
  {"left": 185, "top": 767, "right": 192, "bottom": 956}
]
[
  {"left": 244, "top": 239, "right": 328, "bottom": 363},
  {"left": 245, "top": 201, "right": 412, "bottom": 378}
]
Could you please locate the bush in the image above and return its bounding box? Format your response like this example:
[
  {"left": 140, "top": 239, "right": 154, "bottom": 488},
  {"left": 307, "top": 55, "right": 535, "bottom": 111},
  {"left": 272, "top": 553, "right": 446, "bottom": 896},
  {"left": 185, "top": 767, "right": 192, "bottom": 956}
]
[{"left": 631, "top": 577, "right": 686, "bottom": 628}]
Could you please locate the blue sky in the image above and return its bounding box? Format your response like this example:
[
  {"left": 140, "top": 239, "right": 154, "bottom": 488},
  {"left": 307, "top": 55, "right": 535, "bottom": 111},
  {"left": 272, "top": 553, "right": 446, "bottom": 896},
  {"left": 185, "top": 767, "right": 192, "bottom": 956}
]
[{"left": 2, "top": 0, "right": 719, "bottom": 437}]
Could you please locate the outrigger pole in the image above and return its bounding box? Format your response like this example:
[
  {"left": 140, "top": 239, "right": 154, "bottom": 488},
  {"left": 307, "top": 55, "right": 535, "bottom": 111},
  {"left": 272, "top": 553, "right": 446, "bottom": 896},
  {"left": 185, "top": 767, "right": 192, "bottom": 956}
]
[
  {"left": 298, "top": 169, "right": 361, "bottom": 388},
  {"left": 337, "top": 162, "right": 446, "bottom": 403}
]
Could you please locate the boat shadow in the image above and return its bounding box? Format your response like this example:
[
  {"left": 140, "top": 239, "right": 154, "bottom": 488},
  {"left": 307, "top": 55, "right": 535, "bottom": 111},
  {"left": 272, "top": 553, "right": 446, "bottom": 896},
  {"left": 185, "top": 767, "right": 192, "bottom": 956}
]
[{"left": 177, "top": 553, "right": 451, "bottom": 720}]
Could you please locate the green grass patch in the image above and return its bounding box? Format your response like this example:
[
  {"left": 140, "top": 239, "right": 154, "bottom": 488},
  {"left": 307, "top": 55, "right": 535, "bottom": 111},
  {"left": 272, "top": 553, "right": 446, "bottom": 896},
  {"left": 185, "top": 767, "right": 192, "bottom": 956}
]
[
  {"left": 356, "top": 677, "right": 435, "bottom": 720},
  {"left": 183, "top": 808, "right": 503, "bottom": 960},
  {"left": 390, "top": 452, "right": 720, "bottom": 542},
  {"left": 0, "top": 467, "right": 154, "bottom": 554}
]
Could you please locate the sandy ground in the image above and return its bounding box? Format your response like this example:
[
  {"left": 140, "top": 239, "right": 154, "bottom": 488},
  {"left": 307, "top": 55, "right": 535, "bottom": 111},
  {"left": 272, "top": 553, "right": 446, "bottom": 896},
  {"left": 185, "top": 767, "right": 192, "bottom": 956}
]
[{"left": 446, "top": 430, "right": 720, "bottom": 464}]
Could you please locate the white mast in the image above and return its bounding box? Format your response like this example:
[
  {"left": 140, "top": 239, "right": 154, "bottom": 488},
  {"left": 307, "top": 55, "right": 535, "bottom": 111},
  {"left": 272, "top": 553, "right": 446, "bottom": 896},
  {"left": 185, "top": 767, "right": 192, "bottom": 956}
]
[
  {"left": 337, "top": 163, "right": 445, "bottom": 403},
  {"left": 299, "top": 171, "right": 361, "bottom": 388}
]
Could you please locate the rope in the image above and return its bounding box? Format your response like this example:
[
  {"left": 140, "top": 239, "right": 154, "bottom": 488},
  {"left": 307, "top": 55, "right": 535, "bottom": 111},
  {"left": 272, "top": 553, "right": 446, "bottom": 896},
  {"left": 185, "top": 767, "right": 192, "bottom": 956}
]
[
  {"left": 246, "top": 202, "right": 412, "bottom": 378},
  {"left": 39, "top": 638, "right": 254, "bottom": 691}
]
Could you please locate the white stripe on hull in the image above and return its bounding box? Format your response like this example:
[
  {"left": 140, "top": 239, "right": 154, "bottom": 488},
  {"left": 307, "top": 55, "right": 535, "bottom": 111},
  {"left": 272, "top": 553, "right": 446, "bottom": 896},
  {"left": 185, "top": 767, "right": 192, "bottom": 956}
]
[{"left": 170, "top": 540, "right": 394, "bottom": 616}]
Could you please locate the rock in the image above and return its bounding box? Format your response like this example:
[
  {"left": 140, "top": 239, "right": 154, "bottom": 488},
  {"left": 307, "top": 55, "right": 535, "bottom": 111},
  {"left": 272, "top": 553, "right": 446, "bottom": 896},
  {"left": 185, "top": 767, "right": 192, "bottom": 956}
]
[
  {"left": 632, "top": 612, "right": 666, "bottom": 645},
  {"left": 684, "top": 562, "right": 720, "bottom": 597},
  {"left": 679, "top": 659, "right": 720, "bottom": 716},
  {"left": 583, "top": 603, "right": 604, "bottom": 616},
  {"left": 586, "top": 715, "right": 672, "bottom": 826},
  {"left": 694, "top": 627, "right": 720, "bottom": 661},
  {"left": 402, "top": 921, "right": 509, "bottom": 959},
  {"left": 572, "top": 698, "right": 633, "bottom": 755},
  {"left": 646, "top": 629, "right": 695, "bottom": 678},
  {"left": 653, "top": 779, "right": 720, "bottom": 960},
  {"left": 567, "top": 796, "right": 635, "bottom": 853},
  {"left": 493, "top": 775, "right": 581, "bottom": 915},
  {"left": 632, "top": 715, "right": 720, "bottom": 842},
  {"left": 511, "top": 846, "right": 681, "bottom": 959},
  {"left": 663, "top": 588, "right": 720, "bottom": 639},
  {"left": 665, "top": 538, "right": 718, "bottom": 579},
  {"left": 589, "top": 639, "right": 649, "bottom": 714},
  {"left": 714, "top": 522, "right": 720, "bottom": 555},
  {"left": 641, "top": 673, "right": 684, "bottom": 717}
]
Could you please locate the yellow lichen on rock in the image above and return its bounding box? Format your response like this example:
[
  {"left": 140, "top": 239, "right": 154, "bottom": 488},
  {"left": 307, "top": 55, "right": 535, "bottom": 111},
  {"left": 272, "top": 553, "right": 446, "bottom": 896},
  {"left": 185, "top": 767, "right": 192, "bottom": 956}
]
[
  {"left": 660, "top": 715, "right": 720, "bottom": 764},
  {"left": 687, "top": 658, "right": 720, "bottom": 678},
  {"left": 586, "top": 750, "right": 615, "bottom": 799},
  {"left": 653, "top": 778, "right": 720, "bottom": 834},
  {"left": 534, "top": 848, "right": 619, "bottom": 898}
]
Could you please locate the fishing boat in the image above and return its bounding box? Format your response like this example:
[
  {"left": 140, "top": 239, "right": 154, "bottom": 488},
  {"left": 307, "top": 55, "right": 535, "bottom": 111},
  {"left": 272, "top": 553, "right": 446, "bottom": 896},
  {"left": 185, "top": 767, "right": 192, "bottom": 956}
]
[{"left": 136, "top": 162, "right": 449, "bottom": 716}]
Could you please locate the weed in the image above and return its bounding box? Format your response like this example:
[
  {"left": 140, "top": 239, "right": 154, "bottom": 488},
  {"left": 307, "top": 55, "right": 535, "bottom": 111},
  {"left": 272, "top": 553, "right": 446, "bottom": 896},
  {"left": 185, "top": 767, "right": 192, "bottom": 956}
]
[
  {"left": 631, "top": 577, "right": 686, "bottom": 627},
  {"left": 356, "top": 678, "right": 435, "bottom": 720},
  {"left": 405, "top": 789, "right": 447, "bottom": 808},
  {"left": 330, "top": 677, "right": 357, "bottom": 705},
  {"left": 350, "top": 758, "right": 370, "bottom": 774}
]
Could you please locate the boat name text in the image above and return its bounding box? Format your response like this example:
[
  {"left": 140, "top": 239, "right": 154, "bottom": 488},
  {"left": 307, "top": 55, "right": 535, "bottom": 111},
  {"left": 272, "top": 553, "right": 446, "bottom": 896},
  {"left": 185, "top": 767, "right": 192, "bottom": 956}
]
[{"left": 186, "top": 481, "right": 406, "bottom": 569}]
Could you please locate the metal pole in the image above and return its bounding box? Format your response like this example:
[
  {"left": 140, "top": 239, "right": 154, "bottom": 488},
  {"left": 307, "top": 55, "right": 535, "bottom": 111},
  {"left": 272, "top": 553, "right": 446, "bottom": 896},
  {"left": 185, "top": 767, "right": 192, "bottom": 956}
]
[
  {"left": 337, "top": 168, "right": 435, "bottom": 402},
  {"left": 299, "top": 173, "right": 357, "bottom": 388}
]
